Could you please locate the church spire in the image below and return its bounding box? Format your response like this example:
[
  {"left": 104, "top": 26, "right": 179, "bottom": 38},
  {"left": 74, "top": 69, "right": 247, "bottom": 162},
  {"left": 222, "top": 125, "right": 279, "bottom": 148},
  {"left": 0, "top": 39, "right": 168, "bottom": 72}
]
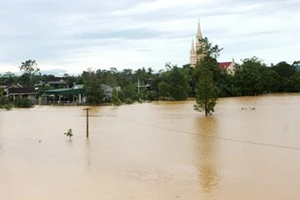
[
  {"left": 190, "top": 39, "right": 196, "bottom": 54},
  {"left": 196, "top": 19, "right": 202, "bottom": 40}
]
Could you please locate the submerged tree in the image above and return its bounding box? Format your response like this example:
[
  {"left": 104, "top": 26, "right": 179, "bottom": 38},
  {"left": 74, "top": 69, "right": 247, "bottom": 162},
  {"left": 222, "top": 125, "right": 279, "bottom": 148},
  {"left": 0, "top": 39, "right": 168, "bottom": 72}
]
[
  {"left": 194, "top": 37, "right": 222, "bottom": 116},
  {"left": 194, "top": 66, "right": 218, "bottom": 116},
  {"left": 111, "top": 88, "right": 121, "bottom": 106},
  {"left": 64, "top": 129, "right": 73, "bottom": 139},
  {"left": 0, "top": 88, "right": 12, "bottom": 110},
  {"left": 158, "top": 64, "right": 190, "bottom": 100},
  {"left": 82, "top": 69, "right": 105, "bottom": 104}
]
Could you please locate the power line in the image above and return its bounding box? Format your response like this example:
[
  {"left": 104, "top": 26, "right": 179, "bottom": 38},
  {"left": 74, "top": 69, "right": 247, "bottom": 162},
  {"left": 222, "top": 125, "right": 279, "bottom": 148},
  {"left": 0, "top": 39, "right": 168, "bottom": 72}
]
[{"left": 108, "top": 115, "right": 300, "bottom": 151}]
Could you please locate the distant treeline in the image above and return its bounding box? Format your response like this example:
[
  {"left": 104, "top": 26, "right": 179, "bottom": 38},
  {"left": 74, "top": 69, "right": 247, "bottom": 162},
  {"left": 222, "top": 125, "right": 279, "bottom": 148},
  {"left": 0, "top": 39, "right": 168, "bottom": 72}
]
[
  {"left": 1, "top": 57, "right": 300, "bottom": 105},
  {"left": 0, "top": 53, "right": 300, "bottom": 109}
]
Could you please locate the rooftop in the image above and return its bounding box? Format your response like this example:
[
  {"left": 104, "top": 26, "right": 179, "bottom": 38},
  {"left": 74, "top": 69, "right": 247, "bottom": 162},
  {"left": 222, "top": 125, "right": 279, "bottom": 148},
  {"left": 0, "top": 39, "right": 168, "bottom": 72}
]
[
  {"left": 44, "top": 88, "right": 85, "bottom": 95},
  {"left": 8, "top": 87, "right": 36, "bottom": 94},
  {"left": 219, "top": 62, "right": 233, "bottom": 70}
]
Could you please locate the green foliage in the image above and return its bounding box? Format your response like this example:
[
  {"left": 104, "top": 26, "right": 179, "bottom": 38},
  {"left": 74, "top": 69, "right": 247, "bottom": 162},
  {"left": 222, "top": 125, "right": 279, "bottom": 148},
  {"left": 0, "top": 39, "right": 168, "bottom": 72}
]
[
  {"left": 182, "top": 64, "right": 196, "bottom": 96},
  {"left": 197, "top": 37, "right": 223, "bottom": 59},
  {"left": 286, "top": 72, "right": 300, "bottom": 92},
  {"left": 111, "top": 88, "right": 121, "bottom": 106},
  {"left": 194, "top": 63, "right": 219, "bottom": 116},
  {"left": 0, "top": 89, "right": 12, "bottom": 110},
  {"left": 0, "top": 87, "right": 3, "bottom": 98},
  {"left": 234, "top": 57, "right": 266, "bottom": 95},
  {"left": 194, "top": 38, "right": 221, "bottom": 116},
  {"left": 82, "top": 69, "right": 105, "bottom": 104},
  {"left": 119, "top": 83, "right": 138, "bottom": 101},
  {"left": 1, "top": 103, "right": 13, "bottom": 110},
  {"left": 19, "top": 60, "right": 40, "bottom": 87},
  {"left": 64, "top": 129, "right": 73, "bottom": 138},
  {"left": 138, "top": 88, "right": 150, "bottom": 101},
  {"left": 216, "top": 71, "right": 239, "bottom": 97},
  {"left": 37, "top": 84, "right": 52, "bottom": 95},
  {"left": 158, "top": 81, "right": 170, "bottom": 99},
  {"left": 233, "top": 57, "right": 281, "bottom": 95},
  {"left": 0, "top": 72, "right": 17, "bottom": 84},
  {"left": 158, "top": 65, "right": 190, "bottom": 100},
  {"left": 272, "top": 61, "right": 296, "bottom": 78},
  {"left": 3, "top": 52, "right": 300, "bottom": 107},
  {"left": 13, "top": 97, "right": 34, "bottom": 108},
  {"left": 123, "top": 98, "right": 134, "bottom": 104}
]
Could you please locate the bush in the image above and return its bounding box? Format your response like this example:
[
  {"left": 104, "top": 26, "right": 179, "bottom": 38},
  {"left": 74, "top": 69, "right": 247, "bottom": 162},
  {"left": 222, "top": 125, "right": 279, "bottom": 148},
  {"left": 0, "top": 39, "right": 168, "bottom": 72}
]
[
  {"left": 13, "top": 97, "right": 34, "bottom": 108},
  {"left": 0, "top": 96, "right": 10, "bottom": 106},
  {"left": 124, "top": 98, "right": 134, "bottom": 104}
]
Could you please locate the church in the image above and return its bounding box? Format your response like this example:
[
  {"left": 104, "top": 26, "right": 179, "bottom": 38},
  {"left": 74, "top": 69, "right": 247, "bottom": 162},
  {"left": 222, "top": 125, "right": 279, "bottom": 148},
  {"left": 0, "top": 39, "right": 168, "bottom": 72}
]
[{"left": 189, "top": 20, "right": 237, "bottom": 74}]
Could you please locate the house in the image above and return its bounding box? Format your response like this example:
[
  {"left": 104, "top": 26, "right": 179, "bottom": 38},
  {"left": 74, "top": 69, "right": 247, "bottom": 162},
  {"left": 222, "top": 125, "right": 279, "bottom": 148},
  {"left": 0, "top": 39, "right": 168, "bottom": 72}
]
[
  {"left": 47, "top": 77, "right": 68, "bottom": 89},
  {"left": 7, "top": 87, "right": 37, "bottom": 101},
  {"left": 101, "top": 84, "right": 121, "bottom": 100},
  {"left": 1, "top": 83, "right": 23, "bottom": 91},
  {"left": 43, "top": 84, "right": 86, "bottom": 104},
  {"left": 0, "top": 82, "right": 37, "bottom": 101},
  {"left": 219, "top": 59, "right": 239, "bottom": 74},
  {"left": 43, "top": 84, "right": 122, "bottom": 104}
]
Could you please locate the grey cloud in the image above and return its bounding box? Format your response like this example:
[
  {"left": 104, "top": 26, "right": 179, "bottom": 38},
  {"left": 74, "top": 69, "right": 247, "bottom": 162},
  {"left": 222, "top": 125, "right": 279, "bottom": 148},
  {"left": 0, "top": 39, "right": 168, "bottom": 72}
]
[
  {"left": 72, "top": 27, "right": 165, "bottom": 40},
  {"left": 0, "top": 0, "right": 299, "bottom": 72}
]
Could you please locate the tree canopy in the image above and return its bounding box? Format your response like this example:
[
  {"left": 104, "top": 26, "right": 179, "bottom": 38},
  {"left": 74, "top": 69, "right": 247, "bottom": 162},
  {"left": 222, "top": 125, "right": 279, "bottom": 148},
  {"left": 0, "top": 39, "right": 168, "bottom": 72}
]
[{"left": 194, "top": 37, "right": 221, "bottom": 116}]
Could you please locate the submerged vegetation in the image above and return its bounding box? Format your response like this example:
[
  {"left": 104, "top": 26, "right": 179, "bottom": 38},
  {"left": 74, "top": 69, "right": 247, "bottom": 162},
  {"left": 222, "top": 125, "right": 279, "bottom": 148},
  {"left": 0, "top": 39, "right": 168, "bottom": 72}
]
[{"left": 64, "top": 129, "right": 73, "bottom": 139}]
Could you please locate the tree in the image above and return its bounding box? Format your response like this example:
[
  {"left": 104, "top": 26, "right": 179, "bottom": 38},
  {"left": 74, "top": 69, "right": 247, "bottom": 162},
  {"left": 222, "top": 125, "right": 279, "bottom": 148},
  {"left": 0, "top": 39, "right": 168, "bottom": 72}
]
[
  {"left": 82, "top": 69, "right": 105, "bottom": 104},
  {"left": 158, "top": 65, "right": 190, "bottom": 100},
  {"left": 111, "top": 88, "right": 121, "bottom": 106},
  {"left": 272, "top": 61, "right": 296, "bottom": 78},
  {"left": 19, "top": 60, "right": 40, "bottom": 87},
  {"left": 0, "top": 85, "right": 12, "bottom": 110},
  {"left": 286, "top": 72, "right": 300, "bottom": 92},
  {"left": 64, "top": 129, "right": 73, "bottom": 139},
  {"left": 119, "top": 83, "right": 138, "bottom": 102},
  {"left": 0, "top": 72, "right": 17, "bottom": 84},
  {"left": 234, "top": 57, "right": 274, "bottom": 95},
  {"left": 158, "top": 81, "right": 171, "bottom": 99},
  {"left": 194, "top": 37, "right": 221, "bottom": 116},
  {"left": 168, "top": 66, "right": 190, "bottom": 100},
  {"left": 13, "top": 97, "right": 34, "bottom": 108},
  {"left": 194, "top": 61, "right": 219, "bottom": 116}
]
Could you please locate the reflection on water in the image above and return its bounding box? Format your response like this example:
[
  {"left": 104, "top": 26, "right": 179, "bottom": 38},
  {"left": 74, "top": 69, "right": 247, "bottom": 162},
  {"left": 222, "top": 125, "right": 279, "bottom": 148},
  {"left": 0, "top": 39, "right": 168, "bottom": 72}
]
[
  {"left": 195, "top": 117, "right": 220, "bottom": 198},
  {"left": 1, "top": 94, "right": 300, "bottom": 200},
  {"left": 85, "top": 139, "right": 91, "bottom": 167}
]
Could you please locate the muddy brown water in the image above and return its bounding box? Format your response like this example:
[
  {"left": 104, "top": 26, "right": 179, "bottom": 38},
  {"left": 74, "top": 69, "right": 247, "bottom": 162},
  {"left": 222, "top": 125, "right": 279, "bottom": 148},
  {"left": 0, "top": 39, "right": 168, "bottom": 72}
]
[{"left": 1, "top": 94, "right": 300, "bottom": 200}]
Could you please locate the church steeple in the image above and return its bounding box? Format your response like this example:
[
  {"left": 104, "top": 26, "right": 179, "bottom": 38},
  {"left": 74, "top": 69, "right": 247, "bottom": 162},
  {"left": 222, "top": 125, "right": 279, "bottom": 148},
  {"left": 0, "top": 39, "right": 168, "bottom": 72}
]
[
  {"left": 190, "top": 39, "right": 196, "bottom": 67},
  {"left": 189, "top": 19, "right": 204, "bottom": 67},
  {"left": 196, "top": 19, "right": 202, "bottom": 41},
  {"left": 190, "top": 39, "right": 196, "bottom": 54},
  {"left": 195, "top": 19, "right": 202, "bottom": 52}
]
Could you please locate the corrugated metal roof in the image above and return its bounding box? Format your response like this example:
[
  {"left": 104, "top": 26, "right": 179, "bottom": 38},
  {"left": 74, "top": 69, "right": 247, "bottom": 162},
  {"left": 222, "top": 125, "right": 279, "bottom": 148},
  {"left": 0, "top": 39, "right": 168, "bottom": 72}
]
[{"left": 44, "top": 88, "right": 85, "bottom": 95}]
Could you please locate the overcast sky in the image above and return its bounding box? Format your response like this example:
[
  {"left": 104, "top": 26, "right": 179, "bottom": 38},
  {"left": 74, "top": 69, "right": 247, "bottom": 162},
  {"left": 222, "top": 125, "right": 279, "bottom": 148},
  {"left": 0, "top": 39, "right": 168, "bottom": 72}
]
[{"left": 0, "top": 0, "right": 299, "bottom": 75}]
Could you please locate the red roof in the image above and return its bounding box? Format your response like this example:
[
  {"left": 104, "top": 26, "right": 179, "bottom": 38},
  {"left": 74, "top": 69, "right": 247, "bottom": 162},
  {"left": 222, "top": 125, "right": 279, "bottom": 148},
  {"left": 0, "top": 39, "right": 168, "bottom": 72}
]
[{"left": 219, "top": 62, "right": 232, "bottom": 70}]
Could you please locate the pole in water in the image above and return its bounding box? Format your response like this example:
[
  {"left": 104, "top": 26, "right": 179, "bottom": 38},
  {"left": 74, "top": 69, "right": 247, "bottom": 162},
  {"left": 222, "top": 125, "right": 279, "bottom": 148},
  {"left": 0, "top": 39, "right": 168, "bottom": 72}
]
[{"left": 83, "top": 108, "right": 90, "bottom": 138}]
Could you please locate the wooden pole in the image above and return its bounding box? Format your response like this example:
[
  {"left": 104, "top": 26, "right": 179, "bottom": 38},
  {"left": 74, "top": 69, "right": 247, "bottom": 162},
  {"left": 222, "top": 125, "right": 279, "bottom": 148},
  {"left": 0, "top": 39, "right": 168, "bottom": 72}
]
[{"left": 83, "top": 108, "right": 90, "bottom": 138}]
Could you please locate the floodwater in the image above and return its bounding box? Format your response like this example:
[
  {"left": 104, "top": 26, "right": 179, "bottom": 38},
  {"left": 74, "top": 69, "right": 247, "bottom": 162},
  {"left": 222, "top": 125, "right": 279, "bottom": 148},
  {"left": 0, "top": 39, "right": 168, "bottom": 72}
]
[{"left": 1, "top": 94, "right": 300, "bottom": 200}]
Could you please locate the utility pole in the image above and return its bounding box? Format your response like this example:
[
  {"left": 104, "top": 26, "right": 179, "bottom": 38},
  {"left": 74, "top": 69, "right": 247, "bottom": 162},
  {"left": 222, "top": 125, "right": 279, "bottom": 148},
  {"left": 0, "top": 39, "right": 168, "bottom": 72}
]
[{"left": 83, "top": 108, "right": 91, "bottom": 138}]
